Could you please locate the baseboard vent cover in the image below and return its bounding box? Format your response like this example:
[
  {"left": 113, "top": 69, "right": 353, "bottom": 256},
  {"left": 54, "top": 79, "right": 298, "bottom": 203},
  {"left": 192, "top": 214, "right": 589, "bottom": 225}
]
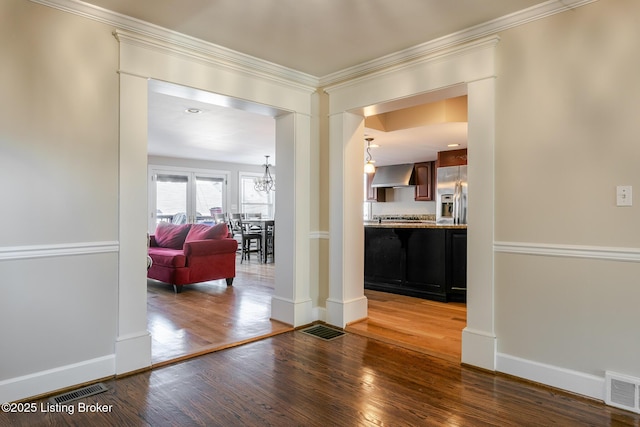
[
  {"left": 49, "top": 382, "right": 109, "bottom": 405},
  {"left": 301, "top": 325, "right": 345, "bottom": 341},
  {"left": 605, "top": 371, "right": 640, "bottom": 414}
]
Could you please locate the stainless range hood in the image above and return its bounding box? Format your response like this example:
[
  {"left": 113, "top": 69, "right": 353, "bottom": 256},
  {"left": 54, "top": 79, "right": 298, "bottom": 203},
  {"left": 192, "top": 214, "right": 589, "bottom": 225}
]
[{"left": 371, "top": 163, "right": 416, "bottom": 187}]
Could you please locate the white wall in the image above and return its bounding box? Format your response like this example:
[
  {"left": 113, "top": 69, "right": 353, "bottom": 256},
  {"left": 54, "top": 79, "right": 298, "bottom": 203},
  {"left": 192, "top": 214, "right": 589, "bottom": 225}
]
[
  {"left": 493, "top": 0, "right": 640, "bottom": 395},
  {"left": 0, "top": 0, "right": 120, "bottom": 402}
]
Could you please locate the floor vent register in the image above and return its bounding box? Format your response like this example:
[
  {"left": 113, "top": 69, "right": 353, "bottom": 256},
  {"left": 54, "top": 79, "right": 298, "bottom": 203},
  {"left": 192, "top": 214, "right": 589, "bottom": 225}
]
[
  {"left": 49, "top": 382, "right": 109, "bottom": 405},
  {"left": 301, "top": 324, "right": 346, "bottom": 341}
]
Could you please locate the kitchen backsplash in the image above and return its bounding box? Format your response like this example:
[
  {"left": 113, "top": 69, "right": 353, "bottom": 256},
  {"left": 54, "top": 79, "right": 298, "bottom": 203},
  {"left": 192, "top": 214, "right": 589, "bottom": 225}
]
[{"left": 369, "top": 186, "right": 436, "bottom": 217}]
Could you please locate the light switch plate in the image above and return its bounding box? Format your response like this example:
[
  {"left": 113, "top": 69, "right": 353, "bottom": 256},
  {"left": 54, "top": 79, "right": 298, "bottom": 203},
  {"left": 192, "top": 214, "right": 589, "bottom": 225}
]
[{"left": 616, "top": 185, "right": 632, "bottom": 207}]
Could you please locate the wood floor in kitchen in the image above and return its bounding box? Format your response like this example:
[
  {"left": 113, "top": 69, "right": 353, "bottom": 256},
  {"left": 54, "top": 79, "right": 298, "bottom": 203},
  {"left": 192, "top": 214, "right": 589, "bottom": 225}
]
[{"left": 347, "top": 290, "right": 466, "bottom": 363}]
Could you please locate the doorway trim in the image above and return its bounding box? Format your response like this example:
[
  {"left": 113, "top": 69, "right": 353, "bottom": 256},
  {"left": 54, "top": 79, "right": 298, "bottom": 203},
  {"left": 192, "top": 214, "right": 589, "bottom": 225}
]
[
  {"left": 324, "top": 36, "right": 499, "bottom": 370},
  {"left": 114, "top": 29, "right": 316, "bottom": 374}
]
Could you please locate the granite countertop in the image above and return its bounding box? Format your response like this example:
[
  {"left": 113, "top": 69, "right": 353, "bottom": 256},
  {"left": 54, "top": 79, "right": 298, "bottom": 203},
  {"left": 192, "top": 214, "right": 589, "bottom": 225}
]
[{"left": 364, "top": 220, "right": 467, "bottom": 229}]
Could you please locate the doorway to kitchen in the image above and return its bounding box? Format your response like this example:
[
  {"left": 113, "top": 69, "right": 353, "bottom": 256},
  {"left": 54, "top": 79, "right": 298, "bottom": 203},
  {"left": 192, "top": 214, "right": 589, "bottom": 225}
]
[
  {"left": 325, "top": 34, "right": 497, "bottom": 367},
  {"left": 349, "top": 91, "right": 469, "bottom": 361}
]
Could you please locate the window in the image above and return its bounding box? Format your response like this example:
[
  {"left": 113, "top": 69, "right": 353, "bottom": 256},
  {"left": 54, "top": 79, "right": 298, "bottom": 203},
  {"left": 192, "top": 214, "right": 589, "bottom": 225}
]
[
  {"left": 149, "top": 166, "right": 227, "bottom": 230},
  {"left": 239, "top": 173, "right": 275, "bottom": 218}
]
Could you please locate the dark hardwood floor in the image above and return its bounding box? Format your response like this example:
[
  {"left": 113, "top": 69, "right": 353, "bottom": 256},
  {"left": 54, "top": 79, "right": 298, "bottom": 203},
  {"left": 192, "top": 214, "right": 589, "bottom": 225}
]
[
  {"left": 4, "top": 262, "right": 639, "bottom": 425},
  {"left": 4, "top": 331, "right": 640, "bottom": 426}
]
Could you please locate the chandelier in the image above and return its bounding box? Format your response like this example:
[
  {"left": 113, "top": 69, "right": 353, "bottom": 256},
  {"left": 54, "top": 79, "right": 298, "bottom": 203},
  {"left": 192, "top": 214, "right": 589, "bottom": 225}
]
[{"left": 254, "top": 155, "right": 275, "bottom": 193}]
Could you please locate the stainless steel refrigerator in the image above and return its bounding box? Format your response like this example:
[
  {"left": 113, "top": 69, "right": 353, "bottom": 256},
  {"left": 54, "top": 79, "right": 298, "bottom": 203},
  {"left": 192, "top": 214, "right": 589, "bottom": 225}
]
[{"left": 436, "top": 165, "right": 468, "bottom": 225}]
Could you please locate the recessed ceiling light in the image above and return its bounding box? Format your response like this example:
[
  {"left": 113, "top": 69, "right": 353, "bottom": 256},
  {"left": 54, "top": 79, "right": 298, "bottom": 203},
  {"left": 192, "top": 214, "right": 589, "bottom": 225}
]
[
  {"left": 447, "top": 143, "right": 460, "bottom": 147},
  {"left": 185, "top": 108, "right": 202, "bottom": 114}
]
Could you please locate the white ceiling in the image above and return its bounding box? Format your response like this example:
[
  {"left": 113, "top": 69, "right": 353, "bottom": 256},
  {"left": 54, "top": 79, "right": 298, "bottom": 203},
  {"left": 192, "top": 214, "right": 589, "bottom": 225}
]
[
  {"left": 82, "top": 0, "right": 549, "bottom": 77},
  {"left": 82, "top": 0, "right": 552, "bottom": 166},
  {"left": 148, "top": 80, "right": 279, "bottom": 165}
]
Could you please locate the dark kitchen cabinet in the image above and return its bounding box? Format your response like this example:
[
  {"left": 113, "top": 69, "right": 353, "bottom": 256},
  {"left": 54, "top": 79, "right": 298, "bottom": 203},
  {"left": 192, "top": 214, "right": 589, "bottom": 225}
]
[
  {"left": 414, "top": 161, "right": 435, "bottom": 201},
  {"left": 446, "top": 229, "right": 467, "bottom": 302},
  {"left": 437, "top": 148, "right": 467, "bottom": 167},
  {"left": 405, "top": 228, "right": 446, "bottom": 294},
  {"left": 363, "top": 228, "right": 403, "bottom": 285},
  {"left": 364, "top": 226, "right": 466, "bottom": 302},
  {"left": 365, "top": 172, "right": 386, "bottom": 202}
]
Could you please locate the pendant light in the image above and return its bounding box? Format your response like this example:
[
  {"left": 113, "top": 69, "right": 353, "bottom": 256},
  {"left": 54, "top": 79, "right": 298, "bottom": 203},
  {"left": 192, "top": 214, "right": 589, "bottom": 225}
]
[
  {"left": 364, "top": 137, "right": 376, "bottom": 174},
  {"left": 254, "top": 155, "right": 275, "bottom": 193}
]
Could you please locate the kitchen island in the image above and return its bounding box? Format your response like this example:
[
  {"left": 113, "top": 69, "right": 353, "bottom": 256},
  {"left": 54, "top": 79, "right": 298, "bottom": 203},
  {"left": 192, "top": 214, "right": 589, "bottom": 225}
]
[{"left": 364, "top": 220, "right": 467, "bottom": 302}]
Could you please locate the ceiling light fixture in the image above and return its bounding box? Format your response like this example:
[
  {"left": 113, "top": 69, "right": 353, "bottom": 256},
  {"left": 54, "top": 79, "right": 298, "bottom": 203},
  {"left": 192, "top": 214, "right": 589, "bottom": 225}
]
[
  {"left": 447, "top": 143, "right": 460, "bottom": 147},
  {"left": 185, "top": 108, "right": 202, "bottom": 114},
  {"left": 364, "top": 137, "right": 376, "bottom": 174},
  {"left": 254, "top": 155, "right": 275, "bottom": 193}
]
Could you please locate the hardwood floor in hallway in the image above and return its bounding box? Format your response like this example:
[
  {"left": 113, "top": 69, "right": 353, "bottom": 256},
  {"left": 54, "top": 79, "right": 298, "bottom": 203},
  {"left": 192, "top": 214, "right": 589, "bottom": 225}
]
[{"left": 5, "top": 331, "right": 639, "bottom": 426}]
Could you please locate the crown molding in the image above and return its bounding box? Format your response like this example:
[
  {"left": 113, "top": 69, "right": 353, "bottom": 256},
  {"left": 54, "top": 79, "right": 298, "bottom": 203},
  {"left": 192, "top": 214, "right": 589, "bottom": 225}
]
[
  {"left": 323, "top": 35, "right": 500, "bottom": 94},
  {"left": 30, "top": 0, "right": 320, "bottom": 90},
  {"left": 318, "top": 0, "right": 599, "bottom": 87},
  {"left": 32, "top": 0, "right": 598, "bottom": 90},
  {"left": 112, "top": 29, "right": 317, "bottom": 94}
]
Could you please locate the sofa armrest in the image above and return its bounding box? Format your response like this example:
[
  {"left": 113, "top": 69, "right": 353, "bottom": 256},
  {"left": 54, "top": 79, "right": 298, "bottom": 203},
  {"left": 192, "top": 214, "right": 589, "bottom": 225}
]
[{"left": 184, "top": 238, "right": 238, "bottom": 257}]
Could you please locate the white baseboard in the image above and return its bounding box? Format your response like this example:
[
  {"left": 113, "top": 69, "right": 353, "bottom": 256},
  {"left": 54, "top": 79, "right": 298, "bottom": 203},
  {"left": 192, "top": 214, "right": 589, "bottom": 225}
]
[
  {"left": 325, "top": 296, "right": 368, "bottom": 328},
  {"left": 270, "top": 296, "right": 313, "bottom": 327},
  {"left": 115, "top": 331, "right": 152, "bottom": 375},
  {"left": 461, "top": 327, "right": 497, "bottom": 370},
  {"left": 0, "top": 355, "right": 115, "bottom": 403},
  {"left": 496, "top": 352, "right": 605, "bottom": 401}
]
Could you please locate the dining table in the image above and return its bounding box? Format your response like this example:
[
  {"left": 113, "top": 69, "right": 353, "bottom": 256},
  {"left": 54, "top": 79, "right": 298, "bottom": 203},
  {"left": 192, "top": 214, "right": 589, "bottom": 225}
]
[{"left": 244, "top": 218, "right": 275, "bottom": 263}]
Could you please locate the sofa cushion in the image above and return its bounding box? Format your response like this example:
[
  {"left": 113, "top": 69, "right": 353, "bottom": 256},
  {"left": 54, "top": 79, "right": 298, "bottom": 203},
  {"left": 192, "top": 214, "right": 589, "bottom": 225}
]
[
  {"left": 154, "top": 222, "right": 191, "bottom": 249},
  {"left": 148, "top": 247, "right": 187, "bottom": 268},
  {"left": 185, "top": 223, "right": 229, "bottom": 243}
]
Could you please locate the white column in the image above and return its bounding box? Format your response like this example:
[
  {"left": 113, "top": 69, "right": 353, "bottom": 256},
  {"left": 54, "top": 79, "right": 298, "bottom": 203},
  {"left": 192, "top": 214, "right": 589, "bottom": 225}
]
[
  {"left": 270, "top": 113, "right": 314, "bottom": 327},
  {"left": 461, "top": 77, "right": 497, "bottom": 370},
  {"left": 326, "top": 112, "right": 368, "bottom": 327},
  {"left": 116, "top": 73, "right": 152, "bottom": 374}
]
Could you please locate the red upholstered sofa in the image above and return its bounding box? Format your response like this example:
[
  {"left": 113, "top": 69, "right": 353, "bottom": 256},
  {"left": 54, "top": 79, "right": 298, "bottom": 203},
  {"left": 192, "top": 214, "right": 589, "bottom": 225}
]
[{"left": 147, "top": 222, "right": 238, "bottom": 293}]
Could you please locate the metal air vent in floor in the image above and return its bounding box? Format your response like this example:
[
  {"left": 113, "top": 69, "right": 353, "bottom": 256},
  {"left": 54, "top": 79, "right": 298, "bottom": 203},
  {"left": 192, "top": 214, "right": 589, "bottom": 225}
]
[
  {"left": 301, "top": 324, "right": 345, "bottom": 341},
  {"left": 49, "top": 382, "right": 109, "bottom": 405}
]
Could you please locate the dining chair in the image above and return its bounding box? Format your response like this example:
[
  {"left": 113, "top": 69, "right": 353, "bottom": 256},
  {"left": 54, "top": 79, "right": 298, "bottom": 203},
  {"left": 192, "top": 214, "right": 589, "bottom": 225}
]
[
  {"left": 243, "top": 212, "right": 263, "bottom": 232},
  {"left": 264, "top": 221, "right": 275, "bottom": 263},
  {"left": 227, "top": 214, "right": 243, "bottom": 249},
  {"left": 238, "top": 217, "right": 263, "bottom": 263}
]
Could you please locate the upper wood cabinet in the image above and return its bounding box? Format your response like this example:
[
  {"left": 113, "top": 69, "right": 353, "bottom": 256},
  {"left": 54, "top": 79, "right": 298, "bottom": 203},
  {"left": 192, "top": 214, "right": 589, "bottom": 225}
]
[
  {"left": 365, "top": 172, "right": 386, "bottom": 202},
  {"left": 414, "top": 161, "right": 435, "bottom": 201},
  {"left": 436, "top": 148, "right": 467, "bottom": 167}
]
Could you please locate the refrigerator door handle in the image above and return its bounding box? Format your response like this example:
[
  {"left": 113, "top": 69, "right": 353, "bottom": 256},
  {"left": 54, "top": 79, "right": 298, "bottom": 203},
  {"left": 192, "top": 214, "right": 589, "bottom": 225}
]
[{"left": 453, "top": 180, "right": 460, "bottom": 224}]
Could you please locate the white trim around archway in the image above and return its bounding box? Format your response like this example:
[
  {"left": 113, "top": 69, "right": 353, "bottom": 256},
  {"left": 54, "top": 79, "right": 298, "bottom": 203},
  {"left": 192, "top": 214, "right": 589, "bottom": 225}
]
[
  {"left": 324, "top": 36, "right": 499, "bottom": 371},
  {"left": 114, "top": 29, "right": 316, "bottom": 374}
]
